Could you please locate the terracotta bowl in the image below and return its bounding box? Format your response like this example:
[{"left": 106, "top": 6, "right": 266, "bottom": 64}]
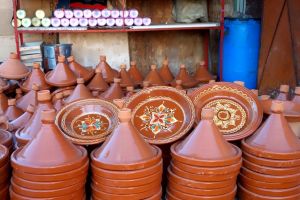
[
  {"left": 11, "top": 146, "right": 88, "bottom": 175},
  {"left": 145, "top": 187, "right": 162, "bottom": 200},
  {"left": 167, "top": 167, "right": 237, "bottom": 189},
  {"left": 91, "top": 145, "right": 162, "bottom": 171},
  {"left": 13, "top": 161, "right": 88, "bottom": 182},
  {"left": 172, "top": 159, "right": 242, "bottom": 175},
  {"left": 243, "top": 159, "right": 300, "bottom": 176},
  {"left": 242, "top": 139, "right": 300, "bottom": 160},
  {"left": 241, "top": 167, "right": 300, "bottom": 183},
  {"left": 168, "top": 179, "right": 235, "bottom": 196},
  {"left": 91, "top": 160, "right": 162, "bottom": 180},
  {"left": 166, "top": 190, "right": 181, "bottom": 200},
  {"left": 0, "top": 129, "right": 13, "bottom": 148},
  {"left": 0, "top": 185, "right": 8, "bottom": 200},
  {"left": 55, "top": 98, "right": 119, "bottom": 145},
  {"left": 0, "top": 171, "right": 9, "bottom": 185},
  {"left": 92, "top": 171, "right": 162, "bottom": 188},
  {"left": 0, "top": 162, "right": 9, "bottom": 178},
  {"left": 238, "top": 184, "right": 300, "bottom": 200},
  {"left": 11, "top": 179, "right": 85, "bottom": 198},
  {"left": 171, "top": 163, "right": 239, "bottom": 182},
  {"left": 0, "top": 145, "right": 9, "bottom": 168},
  {"left": 168, "top": 186, "right": 236, "bottom": 200},
  {"left": 171, "top": 143, "right": 242, "bottom": 167},
  {"left": 239, "top": 173, "right": 300, "bottom": 189},
  {"left": 243, "top": 151, "right": 300, "bottom": 168}
]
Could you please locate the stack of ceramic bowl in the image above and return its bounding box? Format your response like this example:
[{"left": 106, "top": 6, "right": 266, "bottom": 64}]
[
  {"left": 239, "top": 101, "right": 300, "bottom": 200},
  {"left": 0, "top": 145, "right": 9, "bottom": 199},
  {"left": 10, "top": 110, "right": 88, "bottom": 199},
  {"left": 167, "top": 108, "right": 242, "bottom": 200},
  {"left": 91, "top": 108, "right": 163, "bottom": 200}
]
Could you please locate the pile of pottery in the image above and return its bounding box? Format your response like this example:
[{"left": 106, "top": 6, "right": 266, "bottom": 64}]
[
  {"left": 10, "top": 109, "right": 88, "bottom": 199},
  {"left": 91, "top": 109, "right": 163, "bottom": 200},
  {"left": 0, "top": 145, "right": 9, "bottom": 199},
  {"left": 0, "top": 125, "right": 13, "bottom": 153},
  {"left": 167, "top": 108, "right": 242, "bottom": 200},
  {"left": 239, "top": 101, "right": 300, "bottom": 199}
]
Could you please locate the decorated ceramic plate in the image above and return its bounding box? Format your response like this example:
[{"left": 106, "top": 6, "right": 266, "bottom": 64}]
[
  {"left": 190, "top": 82, "right": 263, "bottom": 141},
  {"left": 55, "top": 98, "right": 119, "bottom": 145},
  {"left": 124, "top": 86, "right": 195, "bottom": 144}
]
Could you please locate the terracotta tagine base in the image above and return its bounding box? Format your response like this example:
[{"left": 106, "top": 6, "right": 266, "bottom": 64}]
[{"left": 0, "top": 145, "right": 9, "bottom": 200}]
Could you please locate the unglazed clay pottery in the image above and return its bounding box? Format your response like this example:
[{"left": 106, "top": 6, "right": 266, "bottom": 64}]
[
  {"left": 193, "top": 61, "right": 214, "bottom": 83},
  {"left": 51, "top": 86, "right": 75, "bottom": 102},
  {"left": 9, "top": 104, "right": 35, "bottom": 132},
  {"left": 119, "top": 64, "right": 135, "bottom": 88},
  {"left": 67, "top": 56, "right": 94, "bottom": 82},
  {"left": 143, "top": 81, "right": 151, "bottom": 88},
  {"left": 87, "top": 68, "right": 109, "bottom": 92},
  {"left": 20, "top": 63, "right": 51, "bottom": 92},
  {"left": 16, "top": 88, "right": 23, "bottom": 99},
  {"left": 0, "top": 144, "right": 9, "bottom": 168},
  {"left": 276, "top": 84, "right": 290, "bottom": 101},
  {"left": 124, "top": 86, "right": 195, "bottom": 144},
  {"left": 56, "top": 98, "right": 119, "bottom": 145},
  {"left": 292, "top": 87, "right": 300, "bottom": 104},
  {"left": 64, "top": 78, "right": 93, "bottom": 104},
  {"left": 144, "top": 65, "right": 166, "bottom": 86},
  {"left": 16, "top": 84, "right": 39, "bottom": 111},
  {"left": 96, "top": 55, "right": 119, "bottom": 83},
  {"left": 100, "top": 78, "right": 124, "bottom": 101},
  {"left": 0, "top": 87, "right": 8, "bottom": 114},
  {"left": 0, "top": 52, "right": 30, "bottom": 80},
  {"left": 190, "top": 82, "right": 263, "bottom": 141},
  {"left": 175, "top": 80, "right": 183, "bottom": 90},
  {"left": 11, "top": 109, "right": 88, "bottom": 174},
  {"left": 53, "top": 93, "right": 64, "bottom": 111},
  {"left": 5, "top": 99, "right": 23, "bottom": 121},
  {"left": 0, "top": 79, "right": 9, "bottom": 91},
  {"left": 45, "top": 56, "right": 77, "bottom": 87},
  {"left": 125, "top": 86, "right": 135, "bottom": 99},
  {"left": 242, "top": 101, "right": 300, "bottom": 160},
  {"left": 159, "top": 58, "right": 174, "bottom": 84},
  {"left": 128, "top": 61, "right": 143, "bottom": 86},
  {"left": 173, "top": 64, "right": 198, "bottom": 88},
  {"left": 113, "top": 98, "right": 125, "bottom": 109},
  {"left": 0, "top": 129, "right": 13, "bottom": 149}
]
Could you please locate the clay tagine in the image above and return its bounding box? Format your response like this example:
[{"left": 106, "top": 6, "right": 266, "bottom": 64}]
[
  {"left": 100, "top": 78, "right": 124, "bottom": 101},
  {"left": 0, "top": 87, "right": 8, "bottom": 114},
  {"left": 173, "top": 64, "right": 198, "bottom": 88},
  {"left": 125, "top": 86, "right": 135, "bottom": 98},
  {"left": 0, "top": 144, "right": 9, "bottom": 199},
  {"left": 53, "top": 93, "right": 64, "bottom": 111},
  {"left": 143, "top": 81, "right": 150, "bottom": 89},
  {"left": 96, "top": 55, "right": 119, "bottom": 83},
  {"left": 87, "top": 68, "right": 109, "bottom": 92},
  {"left": 193, "top": 61, "right": 214, "bottom": 83},
  {"left": 45, "top": 56, "right": 77, "bottom": 87},
  {"left": 67, "top": 56, "right": 94, "bottom": 82},
  {"left": 0, "top": 78, "right": 9, "bottom": 91},
  {"left": 5, "top": 99, "right": 23, "bottom": 121},
  {"left": 113, "top": 99, "right": 125, "bottom": 109},
  {"left": 16, "top": 84, "right": 39, "bottom": 112},
  {"left": 144, "top": 65, "right": 166, "bottom": 86},
  {"left": 128, "top": 61, "right": 143, "bottom": 86},
  {"left": 119, "top": 64, "right": 135, "bottom": 88},
  {"left": 276, "top": 85, "right": 290, "bottom": 101},
  {"left": 64, "top": 78, "right": 93, "bottom": 104},
  {"left": 175, "top": 80, "right": 184, "bottom": 90},
  {"left": 159, "top": 58, "right": 174, "bottom": 84},
  {"left": 9, "top": 104, "right": 35, "bottom": 132},
  {"left": 20, "top": 63, "right": 51, "bottom": 92},
  {"left": 15, "top": 88, "right": 23, "bottom": 100},
  {"left": 292, "top": 87, "right": 300, "bottom": 104},
  {"left": 0, "top": 52, "right": 30, "bottom": 80}
]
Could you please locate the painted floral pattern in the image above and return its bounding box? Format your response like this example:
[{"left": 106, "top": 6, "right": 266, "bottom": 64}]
[{"left": 75, "top": 115, "right": 107, "bottom": 135}]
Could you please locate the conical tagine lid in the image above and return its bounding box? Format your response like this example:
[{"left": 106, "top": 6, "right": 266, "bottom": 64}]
[
  {"left": 53, "top": 93, "right": 64, "bottom": 111},
  {"left": 0, "top": 53, "right": 30, "bottom": 80},
  {"left": 145, "top": 65, "right": 166, "bottom": 86},
  {"left": 92, "top": 108, "right": 157, "bottom": 165},
  {"left": 128, "top": 61, "right": 143, "bottom": 85},
  {"left": 16, "top": 88, "right": 23, "bottom": 99},
  {"left": 87, "top": 68, "right": 109, "bottom": 92},
  {"left": 21, "top": 63, "right": 50, "bottom": 92},
  {"left": 16, "top": 84, "right": 39, "bottom": 112},
  {"left": 64, "top": 78, "right": 93, "bottom": 104},
  {"left": 0, "top": 87, "right": 8, "bottom": 114},
  {"left": 174, "top": 108, "right": 237, "bottom": 160},
  {"left": 292, "top": 87, "right": 300, "bottom": 104},
  {"left": 9, "top": 104, "right": 35, "bottom": 132},
  {"left": 100, "top": 78, "right": 123, "bottom": 101},
  {"left": 96, "top": 55, "right": 119, "bottom": 83},
  {"left": 193, "top": 61, "right": 214, "bottom": 82},
  {"left": 12, "top": 109, "right": 86, "bottom": 170},
  {"left": 174, "top": 64, "right": 198, "bottom": 88},
  {"left": 243, "top": 101, "right": 300, "bottom": 157},
  {"left": 67, "top": 56, "right": 94, "bottom": 82},
  {"left": 5, "top": 99, "right": 23, "bottom": 121},
  {"left": 159, "top": 58, "right": 174, "bottom": 83},
  {"left": 275, "top": 85, "right": 289, "bottom": 101},
  {"left": 45, "top": 56, "right": 77, "bottom": 87},
  {"left": 119, "top": 64, "right": 134, "bottom": 88}
]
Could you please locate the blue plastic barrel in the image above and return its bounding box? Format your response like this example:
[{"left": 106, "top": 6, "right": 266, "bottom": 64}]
[{"left": 222, "top": 19, "right": 261, "bottom": 89}]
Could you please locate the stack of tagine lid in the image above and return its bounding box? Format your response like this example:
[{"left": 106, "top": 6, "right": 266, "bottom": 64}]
[
  {"left": 0, "top": 144, "right": 9, "bottom": 199},
  {"left": 239, "top": 101, "right": 300, "bottom": 200},
  {"left": 167, "top": 108, "right": 242, "bottom": 200},
  {"left": 10, "top": 110, "right": 88, "bottom": 200},
  {"left": 91, "top": 108, "right": 163, "bottom": 200}
]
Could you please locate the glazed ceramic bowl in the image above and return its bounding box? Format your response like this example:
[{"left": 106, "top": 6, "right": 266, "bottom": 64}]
[
  {"left": 91, "top": 160, "right": 162, "bottom": 180},
  {"left": 91, "top": 145, "right": 162, "bottom": 171}
]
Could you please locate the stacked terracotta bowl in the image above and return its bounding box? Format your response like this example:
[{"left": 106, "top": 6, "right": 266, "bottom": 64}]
[
  {"left": 167, "top": 108, "right": 242, "bottom": 200},
  {"left": 91, "top": 108, "right": 163, "bottom": 200},
  {"left": 239, "top": 101, "right": 300, "bottom": 200},
  {"left": 0, "top": 144, "right": 9, "bottom": 199},
  {"left": 10, "top": 110, "right": 88, "bottom": 199}
]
